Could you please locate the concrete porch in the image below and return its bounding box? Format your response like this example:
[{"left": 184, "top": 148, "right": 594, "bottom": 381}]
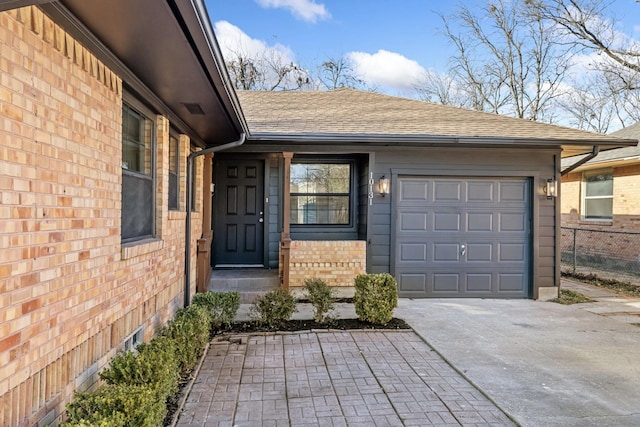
[{"left": 208, "top": 269, "right": 280, "bottom": 303}]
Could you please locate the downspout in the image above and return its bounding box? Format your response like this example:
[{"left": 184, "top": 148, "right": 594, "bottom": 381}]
[
  {"left": 184, "top": 132, "right": 246, "bottom": 307},
  {"left": 561, "top": 145, "right": 600, "bottom": 176}
]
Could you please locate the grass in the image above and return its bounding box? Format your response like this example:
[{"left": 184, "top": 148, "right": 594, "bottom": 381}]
[
  {"left": 562, "top": 272, "right": 640, "bottom": 298},
  {"left": 550, "top": 289, "right": 595, "bottom": 305}
]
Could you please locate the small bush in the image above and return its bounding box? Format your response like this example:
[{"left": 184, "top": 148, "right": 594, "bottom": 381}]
[
  {"left": 250, "top": 288, "right": 296, "bottom": 328},
  {"left": 354, "top": 273, "right": 398, "bottom": 325},
  {"left": 162, "top": 304, "right": 211, "bottom": 371},
  {"left": 192, "top": 291, "right": 240, "bottom": 329},
  {"left": 304, "top": 278, "right": 335, "bottom": 323},
  {"left": 63, "top": 384, "right": 165, "bottom": 427},
  {"left": 99, "top": 335, "right": 179, "bottom": 400}
]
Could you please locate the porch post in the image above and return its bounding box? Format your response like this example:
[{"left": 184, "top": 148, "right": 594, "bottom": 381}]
[
  {"left": 280, "top": 152, "right": 293, "bottom": 289},
  {"left": 196, "top": 152, "right": 214, "bottom": 294}
]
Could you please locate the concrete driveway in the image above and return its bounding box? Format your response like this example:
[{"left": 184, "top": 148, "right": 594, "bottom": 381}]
[{"left": 397, "top": 280, "right": 640, "bottom": 426}]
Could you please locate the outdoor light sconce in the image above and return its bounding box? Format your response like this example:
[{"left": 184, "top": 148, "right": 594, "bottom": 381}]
[
  {"left": 378, "top": 175, "right": 390, "bottom": 197},
  {"left": 544, "top": 178, "right": 557, "bottom": 199}
]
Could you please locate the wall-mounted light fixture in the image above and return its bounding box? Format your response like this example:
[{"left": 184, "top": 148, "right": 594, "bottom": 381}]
[
  {"left": 378, "top": 175, "right": 390, "bottom": 197},
  {"left": 544, "top": 178, "right": 557, "bottom": 199}
]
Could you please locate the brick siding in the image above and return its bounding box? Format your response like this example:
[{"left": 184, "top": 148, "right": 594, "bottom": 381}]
[
  {"left": 561, "top": 166, "right": 640, "bottom": 262},
  {"left": 283, "top": 240, "right": 366, "bottom": 288},
  {"left": 0, "top": 7, "right": 202, "bottom": 425}
]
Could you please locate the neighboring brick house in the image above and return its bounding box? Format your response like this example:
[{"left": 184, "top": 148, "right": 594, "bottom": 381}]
[
  {"left": 561, "top": 122, "right": 640, "bottom": 263},
  {"left": 0, "top": 1, "right": 245, "bottom": 425}
]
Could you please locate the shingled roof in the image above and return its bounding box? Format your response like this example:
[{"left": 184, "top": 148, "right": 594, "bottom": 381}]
[{"left": 237, "top": 89, "right": 636, "bottom": 157}]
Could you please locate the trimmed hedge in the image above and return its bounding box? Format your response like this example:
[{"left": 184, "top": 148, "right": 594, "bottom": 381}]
[
  {"left": 161, "top": 305, "right": 211, "bottom": 371},
  {"left": 250, "top": 288, "right": 296, "bottom": 328},
  {"left": 64, "top": 384, "right": 165, "bottom": 427},
  {"left": 354, "top": 273, "right": 398, "bottom": 325},
  {"left": 62, "top": 291, "right": 240, "bottom": 427},
  {"left": 192, "top": 291, "right": 240, "bottom": 329},
  {"left": 304, "top": 278, "right": 335, "bottom": 323}
]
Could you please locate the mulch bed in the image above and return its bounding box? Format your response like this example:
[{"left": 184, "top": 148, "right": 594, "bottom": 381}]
[{"left": 225, "top": 317, "right": 411, "bottom": 333}]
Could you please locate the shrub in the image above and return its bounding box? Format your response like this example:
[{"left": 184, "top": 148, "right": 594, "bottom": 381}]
[
  {"left": 304, "top": 278, "right": 335, "bottom": 323},
  {"left": 63, "top": 384, "right": 165, "bottom": 427},
  {"left": 354, "top": 273, "right": 398, "bottom": 325},
  {"left": 99, "top": 335, "right": 179, "bottom": 400},
  {"left": 192, "top": 291, "right": 240, "bottom": 329},
  {"left": 250, "top": 288, "right": 296, "bottom": 328},
  {"left": 162, "top": 304, "right": 211, "bottom": 371}
]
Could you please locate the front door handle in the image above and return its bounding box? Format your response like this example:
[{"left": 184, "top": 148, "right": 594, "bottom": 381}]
[
  {"left": 258, "top": 218, "right": 264, "bottom": 223},
  {"left": 460, "top": 244, "right": 466, "bottom": 257}
]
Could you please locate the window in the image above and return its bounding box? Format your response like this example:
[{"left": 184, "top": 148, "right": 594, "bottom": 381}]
[
  {"left": 190, "top": 146, "right": 197, "bottom": 212},
  {"left": 290, "top": 163, "right": 351, "bottom": 225},
  {"left": 121, "top": 102, "right": 155, "bottom": 241},
  {"left": 168, "top": 133, "right": 179, "bottom": 211},
  {"left": 583, "top": 171, "right": 613, "bottom": 220}
]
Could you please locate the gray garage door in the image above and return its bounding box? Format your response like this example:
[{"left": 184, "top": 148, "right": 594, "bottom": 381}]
[{"left": 395, "top": 176, "right": 530, "bottom": 298}]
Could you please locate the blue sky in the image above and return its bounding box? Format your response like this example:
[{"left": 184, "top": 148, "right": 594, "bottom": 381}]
[{"left": 204, "top": 0, "right": 640, "bottom": 96}]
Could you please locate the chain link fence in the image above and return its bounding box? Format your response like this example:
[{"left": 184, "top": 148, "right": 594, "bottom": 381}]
[{"left": 561, "top": 227, "right": 640, "bottom": 285}]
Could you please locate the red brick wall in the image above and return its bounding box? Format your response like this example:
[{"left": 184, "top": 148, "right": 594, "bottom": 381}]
[{"left": 0, "top": 7, "right": 202, "bottom": 425}]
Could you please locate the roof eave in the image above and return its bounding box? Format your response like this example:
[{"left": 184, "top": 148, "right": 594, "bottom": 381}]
[{"left": 246, "top": 132, "right": 637, "bottom": 148}]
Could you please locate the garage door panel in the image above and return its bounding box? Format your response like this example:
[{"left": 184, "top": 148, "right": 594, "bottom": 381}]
[
  {"left": 468, "top": 181, "right": 494, "bottom": 202},
  {"left": 434, "top": 212, "right": 461, "bottom": 231},
  {"left": 500, "top": 181, "right": 527, "bottom": 202},
  {"left": 500, "top": 243, "right": 525, "bottom": 261},
  {"left": 499, "top": 212, "right": 526, "bottom": 232},
  {"left": 466, "top": 274, "right": 493, "bottom": 292},
  {"left": 467, "top": 212, "right": 493, "bottom": 231},
  {"left": 434, "top": 180, "right": 462, "bottom": 202},
  {"left": 400, "top": 212, "right": 428, "bottom": 231},
  {"left": 395, "top": 176, "right": 530, "bottom": 298},
  {"left": 433, "top": 274, "right": 460, "bottom": 292},
  {"left": 498, "top": 274, "right": 526, "bottom": 291},
  {"left": 433, "top": 243, "right": 460, "bottom": 261},
  {"left": 399, "top": 274, "right": 427, "bottom": 292},
  {"left": 399, "top": 243, "right": 427, "bottom": 262},
  {"left": 466, "top": 243, "right": 493, "bottom": 262},
  {"left": 399, "top": 179, "right": 429, "bottom": 201}
]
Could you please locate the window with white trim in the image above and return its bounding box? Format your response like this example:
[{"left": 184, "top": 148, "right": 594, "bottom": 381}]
[
  {"left": 121, "top": 101, "right": 155, "bottom": 241},
  {"left": 582, "top": 171, "right": 613, "bottom": 220}
]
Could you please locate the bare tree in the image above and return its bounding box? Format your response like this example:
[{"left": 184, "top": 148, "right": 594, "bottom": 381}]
[
  {"left": 526, "top": 0, "right": 640, "bottom": 128},
  {"left": 414, "top": 71, "right": 475, "bottom": 109},
  {"left": 315, "top": 56, "right": 365, "bottom": 90},
  {"left": 225, "top": 47, "right": 310, "bottom": 91},
  {"left": 436, "top": 0, "right": 574, "bottom": 121}
]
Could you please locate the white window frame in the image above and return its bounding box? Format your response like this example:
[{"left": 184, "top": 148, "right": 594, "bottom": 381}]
[{"left": 581, "top": 170, "right": 613, "bottom": 221}]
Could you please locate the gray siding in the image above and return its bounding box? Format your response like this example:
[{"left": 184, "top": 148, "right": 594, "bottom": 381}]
[
  {"left": 267, "top": 157, "right": 280, "bottom": 268},
  {"left": 357, "top": 158, "right": 369, "bottom": 241}
]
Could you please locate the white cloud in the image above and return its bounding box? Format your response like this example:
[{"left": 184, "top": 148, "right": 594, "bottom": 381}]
[
  {"left": 347, "top": 50, "right": 427, "bottom": 93},
  {"left": 214, "top": 20, "right": 295, "bottom": 64},
  {"left": 255, "top": 0, "right": 330, "bottom": 23}
]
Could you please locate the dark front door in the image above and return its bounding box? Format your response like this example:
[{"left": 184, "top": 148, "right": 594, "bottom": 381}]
[{"left": 213, "top": 158, "right": 264, "bottom": 266}]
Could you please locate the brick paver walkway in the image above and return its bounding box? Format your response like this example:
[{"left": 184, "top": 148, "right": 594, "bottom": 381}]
[{"left": 176, "top": 331, "right": 514, "bottom": 427}]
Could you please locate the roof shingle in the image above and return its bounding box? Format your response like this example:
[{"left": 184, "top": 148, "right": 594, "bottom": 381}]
[{"left": 237, "top": 89, "right": 636, "bottom": 145}]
